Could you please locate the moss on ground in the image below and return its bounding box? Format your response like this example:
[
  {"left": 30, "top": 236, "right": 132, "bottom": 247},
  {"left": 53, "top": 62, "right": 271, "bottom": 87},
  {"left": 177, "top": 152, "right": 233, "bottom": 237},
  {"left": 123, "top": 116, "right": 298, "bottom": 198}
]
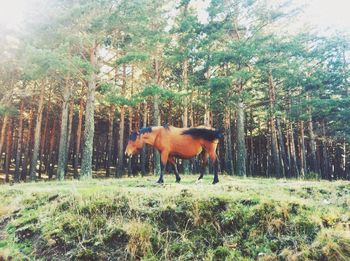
[{"left": 0, "top": 175, "right": 349, "bottom": 260}]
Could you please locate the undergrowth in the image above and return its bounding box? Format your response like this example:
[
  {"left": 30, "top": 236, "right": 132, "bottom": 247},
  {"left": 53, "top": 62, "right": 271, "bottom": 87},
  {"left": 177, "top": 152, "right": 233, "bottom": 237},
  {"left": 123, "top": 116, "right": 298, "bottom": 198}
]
[{"left": 0, "top": 176, "right": 349, "bottom": 260}]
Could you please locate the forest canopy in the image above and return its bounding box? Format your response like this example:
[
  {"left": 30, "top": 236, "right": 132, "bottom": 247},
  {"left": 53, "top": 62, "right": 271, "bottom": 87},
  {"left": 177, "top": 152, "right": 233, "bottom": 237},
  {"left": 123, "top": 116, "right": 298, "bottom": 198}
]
[{"left": 0, "top": 0, "right": 349, "bottom": 183}]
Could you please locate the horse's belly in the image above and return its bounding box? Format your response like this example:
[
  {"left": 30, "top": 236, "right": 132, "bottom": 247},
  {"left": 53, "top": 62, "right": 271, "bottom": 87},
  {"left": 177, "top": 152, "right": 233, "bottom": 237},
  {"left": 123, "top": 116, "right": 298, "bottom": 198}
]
[{"left": 171, "top": 145, "right": 202, "bottom": 159}]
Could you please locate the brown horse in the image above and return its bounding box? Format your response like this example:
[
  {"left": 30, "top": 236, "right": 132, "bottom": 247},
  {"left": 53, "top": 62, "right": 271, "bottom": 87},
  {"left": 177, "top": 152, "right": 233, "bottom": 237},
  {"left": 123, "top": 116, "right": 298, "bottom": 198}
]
[{"left": 125, "top": 125, "right": 223, "bottom": 184}]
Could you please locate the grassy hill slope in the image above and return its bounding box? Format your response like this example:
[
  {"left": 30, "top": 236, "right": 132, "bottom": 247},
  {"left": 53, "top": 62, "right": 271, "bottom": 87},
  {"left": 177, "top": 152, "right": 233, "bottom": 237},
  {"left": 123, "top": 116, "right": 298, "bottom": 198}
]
[{"left": 0, "top": 176, "right": 349, "bottom": 260}]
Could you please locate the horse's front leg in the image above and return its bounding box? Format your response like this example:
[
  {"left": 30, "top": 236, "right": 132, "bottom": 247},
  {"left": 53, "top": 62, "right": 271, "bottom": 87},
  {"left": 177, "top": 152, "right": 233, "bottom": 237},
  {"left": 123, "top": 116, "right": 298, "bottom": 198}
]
[
  {"left": 157, "top": 150, "right": 169, "bottom": 184},
  {"left": 169, "top": 156, "right": 181, "bottom": 183}
]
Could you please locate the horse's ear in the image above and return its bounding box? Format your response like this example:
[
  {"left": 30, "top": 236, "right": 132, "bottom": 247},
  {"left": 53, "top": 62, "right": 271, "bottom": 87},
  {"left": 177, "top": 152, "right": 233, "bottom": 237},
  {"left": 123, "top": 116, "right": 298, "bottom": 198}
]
[{"left": 217, "top": 127, "right": 225, "bottom": 133}]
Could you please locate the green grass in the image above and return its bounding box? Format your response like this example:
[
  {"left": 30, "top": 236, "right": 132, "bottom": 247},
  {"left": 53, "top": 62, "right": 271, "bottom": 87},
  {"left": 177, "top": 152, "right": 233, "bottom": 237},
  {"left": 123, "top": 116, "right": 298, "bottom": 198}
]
[{"left": 0, "top": 175, "right": 349, "bottom": 260}]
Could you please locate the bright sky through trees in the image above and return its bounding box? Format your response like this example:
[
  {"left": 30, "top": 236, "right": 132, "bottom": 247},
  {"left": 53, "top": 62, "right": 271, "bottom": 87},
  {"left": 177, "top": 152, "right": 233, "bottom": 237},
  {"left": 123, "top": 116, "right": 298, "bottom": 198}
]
[
  {"left": 191, "top": 0, "right": 350, "bottom": 34},
  {"left": 0, "top": 0, "right": 349, "bottom": 33},
  {"left": 296, "top": 0, "right": 350, "bottom": 32},
  {"left": 0, "top": 0, "right": 26, "bottom": 30}
]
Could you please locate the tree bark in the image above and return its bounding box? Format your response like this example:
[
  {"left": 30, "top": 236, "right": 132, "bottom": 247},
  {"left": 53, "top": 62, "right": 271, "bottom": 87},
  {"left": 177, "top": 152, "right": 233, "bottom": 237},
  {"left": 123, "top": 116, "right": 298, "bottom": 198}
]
[
  {"left": 57, "top": 82, "right": 71, "bottom": 180},
  {"left": 268, "top": 72, "right": 282, "bottom": 178},
  {"left": 117, "top": 106, "right": 125, "bottom": 177},
  {"left": 47, "top": 117, "right": 57, "bottom": 179},
  {"left": 153, "top": 59, "right": 161, "bottom": 176},
  {"left": 22, "top": 107, "right": 34, "bottom": 180},
  {"left": 39, "top": 101, "right": 50, "bottom": 178},
  {"left": 342, "top": 140, "right": 347, "bottom": 179},
  {"left": 65, "top": 98, "right": 74, "bottom": 172},
  {"left": 224, "top": 107, "right": 234, "bottom": 175},
  {"left": 288, "top": 121, "right": 299, "bottom": 178},
  {"left": 236, "top": 100, "right": 246, "bottom": 176},
  {"left": 277, "top": 119, "right": 289, "bottom": 178},
  {"left": 80, "top": 44, "right": 97, "bottom": 179},
  {"left": 307, "top": 107, "right": 320, "bottom": 177},
  {"left": 141, "top": 102, "right": 148, "bottom": 176},
  {"left": 128, "top": 107, "right": 133, "bottom": 176},
  {"left": 74, "top": 88, "right": 84, "bottom": 178},
  {"left": 117, "top": 64, "right": 127, "bottom": 177},
  {"left": 30, "top": 81, "right": 46, "bottom": 181},
  {"left": 182, "top": 59, "right": 189, "bottom": 173},
  {"left": 299, "top": 121, "right": 306, "bottom": 178},
  {"left": 106, "top": 104, "right": 115, "bottom": 177},
  {"left": 5, "top": 119, "right": 13, "bottom": 182},
  {"left": 0, "top": 114, "right": 9, "bottom": 167},
  {"left": 321, "top": 120, "right": 330, "bottom": 180},
  {"left": 15, "top": 101, "right": 24, "bottom": 182}
]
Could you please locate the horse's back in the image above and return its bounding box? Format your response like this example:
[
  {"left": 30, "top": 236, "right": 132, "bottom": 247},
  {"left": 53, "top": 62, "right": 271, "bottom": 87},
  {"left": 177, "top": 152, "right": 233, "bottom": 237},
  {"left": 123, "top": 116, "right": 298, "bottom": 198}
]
[{"left": 159, "top": 126, "right": 203, "bottom": 157}]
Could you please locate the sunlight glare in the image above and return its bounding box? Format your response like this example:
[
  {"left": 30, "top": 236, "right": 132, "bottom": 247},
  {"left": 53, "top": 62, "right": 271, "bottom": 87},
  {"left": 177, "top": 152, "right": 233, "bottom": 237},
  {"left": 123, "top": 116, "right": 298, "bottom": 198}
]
[{"left": 0, "top": 0, "right": 26, "bottom": 30}]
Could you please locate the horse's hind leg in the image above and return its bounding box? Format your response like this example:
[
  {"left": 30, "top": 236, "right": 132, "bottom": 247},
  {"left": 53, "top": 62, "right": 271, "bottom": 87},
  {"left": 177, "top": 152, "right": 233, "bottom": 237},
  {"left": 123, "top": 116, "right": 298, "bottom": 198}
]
[
  {"left": 157, "top": 150, "right": 169, "bottom": 184},
  {"left": 198, "top": 152, "right": 209, "bottom": 180},
  {"left": 169, "top": 157, "right": 181, "bottom": 183},
  {"left": 209, "top": 152, "right": 219, "bottom": 184}
]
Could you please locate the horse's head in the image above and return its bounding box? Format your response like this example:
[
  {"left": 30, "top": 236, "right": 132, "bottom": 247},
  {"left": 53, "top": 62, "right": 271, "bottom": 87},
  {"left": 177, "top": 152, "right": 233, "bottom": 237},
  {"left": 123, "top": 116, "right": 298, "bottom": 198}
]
[{"left": 125, "top": 131, "right": 144, "bottom": 156}]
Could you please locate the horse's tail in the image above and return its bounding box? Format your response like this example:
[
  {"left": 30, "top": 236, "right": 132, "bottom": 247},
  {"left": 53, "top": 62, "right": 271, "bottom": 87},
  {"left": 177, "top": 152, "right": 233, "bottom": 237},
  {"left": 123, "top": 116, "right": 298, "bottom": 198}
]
[{"left": 182, "top": 128, "right": 224, "bottom": 142}]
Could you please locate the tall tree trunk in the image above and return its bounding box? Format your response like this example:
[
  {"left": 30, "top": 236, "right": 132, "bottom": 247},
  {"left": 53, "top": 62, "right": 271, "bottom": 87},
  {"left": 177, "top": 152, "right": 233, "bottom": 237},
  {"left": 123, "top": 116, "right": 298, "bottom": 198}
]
[
  {"left": 288, "top": 121, "right": 299, "bottom": 178},
  {"left": 257, "top": 120, "right": 263, "bottom": 175},
  {"left": 299, "top": 121, "right": 306, "bottom": 178},
  {"left": 342, "top": 139, "right": 347, "bottom": 179},
  {"left": 0, "top": 114, "right": 9, "bottom": 167},
  {"left": 47, "top": 117, "right": 57, "bottom": 179},
  {"left": 22, "top": 107, "right": 34, "bottom": 180},
  {"left": 128, "top": 107, "right": 133, "bottom": 176},
  {"left": 117, "top": 64, "right": 127, "bottom": 177},
  {"left": 236, "top": 100, "right": 246, "bottom": 176},
  {"left": 39, "top": 101, "right": 50, "bottom": 178},
  {"left": 182, "top": 59, "right": 189, "bottom": 173},
  {"left": 277, "top": 119, "right": 289, "bottom": 178},
  {"left": 141, "top": 102, "right": 148, "bottom": 176},
  {"left": 224, "top": 107, "right": 234, "bottom": 175},
  {"left": 74, "top": 88, "right": 84, "bottom": 178},
  {"left": 306, "top": 94, "right": 320, "bottom": 177},
  {"left": 15, "top": 101, "right": 24, "bottom": 182},
  {"left": 248, "top": 109, "right": 254, "bottom": 176},
  {"left": 106, "top": 104, "right": 115, "bottom": 177},
  {"left": 204, "top": 100, "right": 210, "bottom": 127},
  {"left": 167, "top": 100, "right": 172, "bottom": 125},
  {"left": 5, "top": 119, "right": 13, "bottom": 182},
  {"left": 30, "top": 81, "right": 46, "bottom": 181},
  {"left": 307, "top": 107, "right": 320, "bottom": 177},
  {"left": 57, "top": 82, "right": 71, "bottom": 180},
  {"left": 268, "top": 72, "right": 282, "bottom": 178},
  {"left": 117, "top": 106, "right": 125, "bottom": 177},
  {"left": 321, "top": 120, "right": 330, "bottom": 180},
  {"left": 190, "top": 92, "right": 194, "bottom": 127},
  {"left": 153, "top": 59, "right": 161, "bottom": 176},
  {"left": 65, "top": 98, "right": 74, "bottom": 172},
  {"left": 80, "top": 44, "right": 97, "bottom": 179}
]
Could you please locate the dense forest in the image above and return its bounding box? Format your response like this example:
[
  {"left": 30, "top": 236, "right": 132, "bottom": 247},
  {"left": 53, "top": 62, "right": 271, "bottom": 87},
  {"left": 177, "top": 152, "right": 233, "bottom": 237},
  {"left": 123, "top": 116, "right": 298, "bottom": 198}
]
[{"left": 0, "top": 0, "right": 349, "bottom": 183}]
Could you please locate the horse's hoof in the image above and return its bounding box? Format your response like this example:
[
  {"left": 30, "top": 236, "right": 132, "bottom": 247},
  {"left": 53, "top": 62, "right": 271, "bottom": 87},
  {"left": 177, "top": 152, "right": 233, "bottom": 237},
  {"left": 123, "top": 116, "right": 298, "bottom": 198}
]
[
  {"left": 176, "top": 178, "right": 181, "bottom": 183},
  {"left": 212, "top": 180, "right": 219, "bottom": 185},
  {"left": 156, "top": 180, "right": 164, "bottom": 184}
]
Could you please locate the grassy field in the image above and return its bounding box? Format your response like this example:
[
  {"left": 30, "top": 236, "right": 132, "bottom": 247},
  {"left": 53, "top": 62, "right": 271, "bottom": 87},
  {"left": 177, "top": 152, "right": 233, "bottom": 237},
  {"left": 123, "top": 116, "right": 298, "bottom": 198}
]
[{"left": 0, "top": 175, "right": 349, "bottom": 260}]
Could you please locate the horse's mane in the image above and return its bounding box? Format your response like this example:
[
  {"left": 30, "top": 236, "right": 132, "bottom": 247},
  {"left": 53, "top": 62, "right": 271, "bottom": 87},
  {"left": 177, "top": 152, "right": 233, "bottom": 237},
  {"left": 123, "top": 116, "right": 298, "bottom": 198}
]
[
  {"left": 182, "top": 128, "right": 224, "bottom": 141},
  {"left": 140, "top": 127, "right": 153, "bottom": 135},
  {"left": 130, "top": 125, "right": 223, "bottom": 142},
  {"left": 129, "top": 132, "right": 139, "bottom": 141},
  {"left": 129, "top": 127, "right": 153, "bottom": 141}
]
